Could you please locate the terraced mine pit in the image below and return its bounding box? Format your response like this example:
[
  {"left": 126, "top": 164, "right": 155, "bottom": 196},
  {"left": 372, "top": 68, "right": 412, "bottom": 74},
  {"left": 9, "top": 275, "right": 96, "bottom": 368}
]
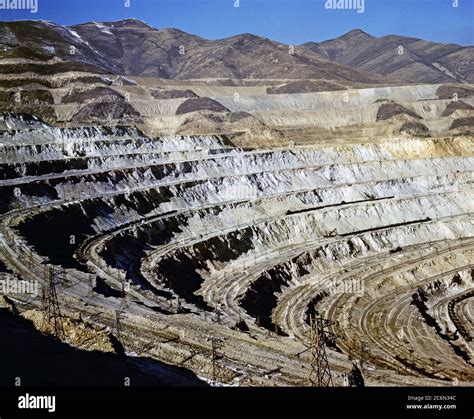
[
  {"left": 0, "top": 18, "right": 473, "bottom": 388},
  {"left": 1, "top": 108, "right": 472, "bottom": 386}
]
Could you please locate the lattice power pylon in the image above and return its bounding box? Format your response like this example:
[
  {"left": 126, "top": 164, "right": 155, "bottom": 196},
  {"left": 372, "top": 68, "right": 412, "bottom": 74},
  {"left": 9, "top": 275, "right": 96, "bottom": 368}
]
[
  {"left": 42, "top": 265, "right": 65, "bottom": 340},
  {"left": 307, "top": 314, "right": 336, "bottom": 387},
  {"left": 210, "top": 336, "right": 225, "bottom": 386},
  {"left": 115, "top": 309, "right": 122, "bottom": 339}
]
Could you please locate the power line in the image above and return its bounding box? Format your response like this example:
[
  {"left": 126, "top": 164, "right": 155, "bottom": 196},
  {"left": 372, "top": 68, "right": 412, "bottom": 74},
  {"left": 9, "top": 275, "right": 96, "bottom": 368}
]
[
  {"left": 42, "top": 265, "right": 65, "bottom": 340},
  {"left": 115, "top": 309, "right": 122, "bottom": 339},
  {"left": 307, "top": 313, "right": 336, "bottom": 387},
  {"left": 210, "top": 336, "right": 225, "bottom": 386}
]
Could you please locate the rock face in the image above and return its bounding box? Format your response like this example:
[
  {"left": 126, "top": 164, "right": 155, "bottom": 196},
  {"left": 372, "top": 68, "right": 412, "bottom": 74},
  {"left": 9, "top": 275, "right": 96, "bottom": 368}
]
[
  {"left": 0, "top": 111, "right": 473, "bottom": 387},
  {"left": 303, "top": 29, "right": 474, "bottom": 84},
  {"left": 1, "top": 19, "right": 471, "bottom": 137},
  {"left": 71, "top": 99, "right": 142, "bottom": 124},
  {"left": 0, "top": 18, "right": 473, "bottom": 388},
  {"left": 376, "top": 100, "right": 422, "bottom": 121},
  {"left": 176, "top": 97, "right": 229, "bottom": 115}
]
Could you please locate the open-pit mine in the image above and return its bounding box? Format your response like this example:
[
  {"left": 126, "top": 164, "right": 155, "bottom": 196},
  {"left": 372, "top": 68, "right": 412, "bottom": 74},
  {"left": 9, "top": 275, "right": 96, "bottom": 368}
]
[{"left": 0, "top": 19, "right": 473, "bottom": 387}]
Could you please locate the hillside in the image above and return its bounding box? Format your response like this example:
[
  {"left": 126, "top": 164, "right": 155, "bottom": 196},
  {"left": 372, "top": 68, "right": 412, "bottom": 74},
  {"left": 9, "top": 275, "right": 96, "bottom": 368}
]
[
  {"left": 303, "top": 29, "right": 474, "bottom": 84},
  {"left": 0, "top": 19, "right": 389, "bottom": 83}
]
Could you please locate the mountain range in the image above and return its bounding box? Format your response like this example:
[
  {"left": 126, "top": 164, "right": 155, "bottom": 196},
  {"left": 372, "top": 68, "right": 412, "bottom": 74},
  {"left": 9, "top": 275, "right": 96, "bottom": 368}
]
[
  {"left": 1, "top": 19, "right": 472, "bottom": 84},
  {"left": 304, "top": 29, "right": 474, "bottom": 84}
]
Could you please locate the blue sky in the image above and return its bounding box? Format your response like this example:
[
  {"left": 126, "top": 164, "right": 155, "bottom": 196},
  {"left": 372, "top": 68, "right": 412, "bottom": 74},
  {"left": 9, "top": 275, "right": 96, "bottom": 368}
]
[{"left": 0, "top": 0, "right": 473, "bottom": 45}]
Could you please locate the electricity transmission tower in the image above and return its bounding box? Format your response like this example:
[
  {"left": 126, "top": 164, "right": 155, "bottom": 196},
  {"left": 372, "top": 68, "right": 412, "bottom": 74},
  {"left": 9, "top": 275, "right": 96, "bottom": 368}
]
[
  {"left": 115, "top": 309, "right": 122, "bottom": 339},
  {"left": 307, "top": 313, "right": 336, "bottom": 387},
  {"left": 42, "top": 265, "right": 65, "bottom": 340},
  {"left": 211, "top": 337, "right": 225, "bottom": 386}
]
